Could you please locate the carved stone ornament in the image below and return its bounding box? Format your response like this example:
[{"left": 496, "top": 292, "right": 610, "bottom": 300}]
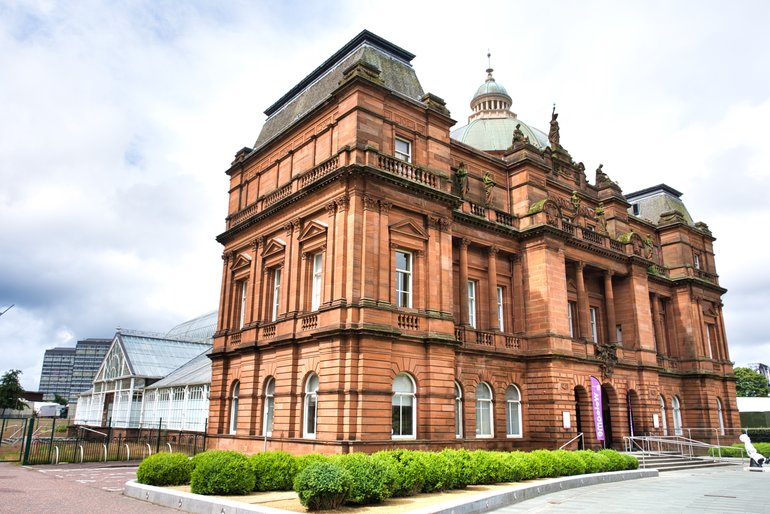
[
  {"left": 548, "top": 105, "right": 560, "bottom": 148},
  {"left": 379, "top": 201, "right": 392, "bottom": 215},
  {"left": 595, "top": 342, "right": 619, "bottom": 379},
  {"left": 455, "top": 163, "right": 469, "bottom": 199},
  {"left": 482, "top": 172, "right": 496, "bottom": 207},
  {"left": 336, "top": 195, "right": 350, "bottom": 211},
  {"left": 362, "top": 195, "right": 379, "bottom": 211},
  {"left": 325, "top": 201, "right": 337, "bottom": 216}
]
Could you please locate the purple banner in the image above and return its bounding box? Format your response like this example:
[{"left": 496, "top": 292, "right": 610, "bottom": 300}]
[{"left": 590, "top": 376, "right": 605, "bottom": 441}]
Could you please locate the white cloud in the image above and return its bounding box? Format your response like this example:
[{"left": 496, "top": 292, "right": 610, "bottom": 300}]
[{"left": 1, "top": 0, "right": 769, "bottom": 390}]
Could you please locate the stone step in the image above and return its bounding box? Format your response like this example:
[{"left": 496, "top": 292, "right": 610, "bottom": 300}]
[{"left": 624, "top": 452, "right": 738, "bottom": 472}]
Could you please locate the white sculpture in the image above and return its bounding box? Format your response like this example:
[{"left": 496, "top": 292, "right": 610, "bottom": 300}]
[{"left": 739, "top": 433, "right": 767, "bottom": 470}]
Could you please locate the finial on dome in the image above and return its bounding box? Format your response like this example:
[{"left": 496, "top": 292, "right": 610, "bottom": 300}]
[{"left": 486, "top": 50, "right": 494, "bottom": 80}]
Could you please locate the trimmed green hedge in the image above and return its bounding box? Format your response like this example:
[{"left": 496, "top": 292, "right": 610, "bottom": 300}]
[
  {"left": 158, "top": 447, "right": 637, "bottom": 509},
  {"left": 708, "top": 442, "right": 770, "bottom": 458},
  {"left": 136, "top": 452, "right": 193, "bottom": 486},
  {"left": 250, "top": 450, "right": 297, "bottom": 491},
  {"left": 294, "top": 461, "right": 351, "bottom": 511},
  {"left": 190, "top": 450, "right": 255, "bottom": 495}
]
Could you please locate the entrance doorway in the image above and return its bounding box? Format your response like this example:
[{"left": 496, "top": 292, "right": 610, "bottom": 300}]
[
  {"left": 601, "top": 385, "right": 614, "bottom": 448},
  {"left": 574, "top": 386, "right": 587, "bottom": 449}
]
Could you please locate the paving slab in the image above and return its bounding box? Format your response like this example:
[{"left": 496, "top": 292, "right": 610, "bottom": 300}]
[{"left": 492, "top": 465, "right": 770, "bottom": 513}]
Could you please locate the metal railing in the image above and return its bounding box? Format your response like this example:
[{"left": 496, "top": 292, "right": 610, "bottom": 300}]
[
  {"left": 623, "top": 434, "right": 748, "bottom": 469},
  {"left": 559, "top": 432, "right": 584, "bottom": 450}
]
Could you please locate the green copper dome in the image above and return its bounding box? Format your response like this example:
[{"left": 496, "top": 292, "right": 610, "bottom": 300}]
[
  {"left": 452, "top": 67, "right": 548, "bottom": 151},
  {"left": 451, "top": 118, "right": 549, "bottom": 151}
]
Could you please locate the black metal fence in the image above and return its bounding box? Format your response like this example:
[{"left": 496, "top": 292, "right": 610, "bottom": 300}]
[{"left": 12, "top": 417, "right": 206, "bottom": 465}]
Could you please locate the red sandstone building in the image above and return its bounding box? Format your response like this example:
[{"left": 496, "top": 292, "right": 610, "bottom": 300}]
[{"left": 208, "top": 31, "right": 738, "bottom": 454}]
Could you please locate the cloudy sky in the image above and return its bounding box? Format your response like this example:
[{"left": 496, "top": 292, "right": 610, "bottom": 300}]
[{"left": 1, "top": 1, "right": 768, "bottom": 390}]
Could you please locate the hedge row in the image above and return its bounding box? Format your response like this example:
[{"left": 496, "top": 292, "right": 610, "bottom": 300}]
[
  {"left": 708, "top": 442, "right": 770, "bottom": 458},
  {"left": 136, "top": 448, "right": 638, "bottom": 509}
]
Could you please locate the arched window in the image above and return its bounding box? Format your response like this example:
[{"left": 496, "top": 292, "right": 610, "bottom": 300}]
[
  {"left": 392, "top": 373, "right": 416, "bottom": 438},
  {"left": 229, "top": 380, "right": 240, "bottom": 435},
  {"left": 263, "top": 377, "right": 275, "bottom": 436},
  {"left": 659, "top": 395, "right": 668, "bottom": 436},
  {"left": 455, "top": 381, "right": 463, "bottom": 438},
  {"left": 716, "top": 398, "right": 725, "bottom": 435},
  {"left": 303, "top": 373, "right": 319, "bottom": 438},
  {"left": 672, "top": 396, "right": 683, "bottom": 436},
  {"left": 505, "top": 385, "right": 522, "bottom": 437},
  {"left": 475, "top": 382, "right": 493, "bottom": 437}
]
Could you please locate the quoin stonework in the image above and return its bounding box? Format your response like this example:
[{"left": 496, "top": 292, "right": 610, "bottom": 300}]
[{"left": 208, "top": 31, "right": 738, "bottom": 454}]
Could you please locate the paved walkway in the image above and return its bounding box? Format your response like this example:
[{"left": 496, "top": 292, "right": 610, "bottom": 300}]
[
  {"left": 0, "top": 461, "right": 175, "bottom": 513},
  {"left": 493, "top": 466, "right": 770, "bottom": 513}
]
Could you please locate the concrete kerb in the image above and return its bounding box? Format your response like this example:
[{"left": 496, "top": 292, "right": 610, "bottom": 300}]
[{"left": 124, "top": 469, "right": 658, "bottom": 514}]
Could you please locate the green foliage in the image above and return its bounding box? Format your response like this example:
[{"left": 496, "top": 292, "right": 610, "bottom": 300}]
[
  {"left": 598, "top": 449, "right": 628, "bottom": 471},
  {"left": 295, "top": 453, "right": 329, "bottom": 473},
  {"left": 734, "top": 367, "right": 770, "bottom": 397},
  {"left": 439, "top": 449, "right": 473, "bottom": 488},
  {"left": 331, "top": 453, "right": 394, "bottom": 505},
  {"left": 136, "top": 452, "right": 193, "bottom": 486},
  {"left": 550, "top": 450, "right": 587, "bottom": 476},
  {"left": 621, "top": 453, "right": 639, "bottom": 470},
  {"left": 190, "top": 451, "right": 255, "bottom": 495},
  {"left": 249, "top": 451, "right": 297, "bottom": 492},
  {"left": 415, "top": 451, "right": 457, "bottom": 493},
  {"left": 574, "top": 450, "right": 609, "bottom": 473},
  {"left": 0, "top": 369, "right": 27, "bottom": 415},
  {"left": 495, "top": 451, "right": 535, "bottom": 482},
  {"left": 709, "top": 442, "right": 770, "bottom": 458},
  {"left": 372, "top": 449, "right": 426, "bottom": 497},
  {"left": 293, "top": 461, "right": 351, "bottom": 511},
  {"left": 53, "top": 394, "right": 68, "bottom": 406},
  {"left": 467, "top": 450, "right": 506, "bottom": 485},
  {"left": 529, "top": 450, "right": 559, "bottom": 478}
]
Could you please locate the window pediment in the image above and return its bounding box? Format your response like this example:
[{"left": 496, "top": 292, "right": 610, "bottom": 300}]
[
  {"left": 230, "top": 253, "right": 252, "bottom": 271},
  {"left": 389, "top": 219, "right": 428, "bottom": 244},
  {"left": 299, "top": 220, "right": 328, "bottom": 243},
  {"left": 262, "top": 238, "right": 286, "bottom": 259}
]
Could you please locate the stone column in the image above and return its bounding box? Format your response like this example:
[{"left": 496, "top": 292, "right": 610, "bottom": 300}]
[
  {"left": 488, "top": 246, "right": 499, "bottom": 330},
  {"left": 575, "top": 262, "right": 590, "bottom": 340},
  {"left": 650, "top": 293, "right": 664, "bottom": 354},
  {"left": 378, "top": 202, "right": 392, "bottom": 304},
  {"left": 324, "top": 201, "right": 336, "bottom": 306},
  {"left": 249, "top": 237, "right": 263, "bottom": 324},
  {"left": 459, "top": 238, "right": 470, "bottom": 325},
  {"left": 604, "top": 271, "right": 616, "bottom": 343},
  {"left": 217, "top": 253, "right": 231, "bottom": 332},
  {"left": 512, "top": 255, "right": 525, "bottom": 334}
]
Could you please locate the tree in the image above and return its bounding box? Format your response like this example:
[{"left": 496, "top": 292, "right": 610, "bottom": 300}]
[
  {"left": 734, "top": 367, "right": 770, "bottom": 397},
  {"left": 0, "top": 369, "right": 27, "bottom": 415},
  {"left": 53, "top": 394, "right": 68, "bottom": 406}
]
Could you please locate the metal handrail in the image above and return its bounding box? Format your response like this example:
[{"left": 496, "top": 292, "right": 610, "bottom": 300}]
[
  {"left": 623, "top": 434, "right": 747, "bottom": 464},
  {"left": 559, "top": 432, "right": 584, "bottom": 450}
]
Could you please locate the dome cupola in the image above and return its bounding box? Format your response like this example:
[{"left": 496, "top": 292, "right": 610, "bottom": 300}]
[{"left": 468, "top": 66, "right": 515, "bottom": 122}]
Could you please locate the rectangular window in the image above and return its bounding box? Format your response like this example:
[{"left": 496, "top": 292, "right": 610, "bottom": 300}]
[
  {"left": 568, "top": 301, "right": 577, "bottom": 338},
  {"left": 271, "top": 268, "right": 282, "bottom": 322},
  {"left": 589, "top": 306, "right": 598, "bottom": 342},
  {"left": 311, "top": 253, "right": 323, "bottom": 311},
  {"left": 616, "top": 324, "right": 623, "bottom": 343},
  {"left": 632, "top": 203, "right": 640, "bottom": 216},
  {"left": 497, "top": 286, "right": 504, "bottom": 332},
  {"left": 395, "top": 138, "right": 411, "bottom": 163},
  {"left": 693, "top": 253, "right": 701, "bottom": 270},
  {"left": 395, "top": 250, "right": 412, "bottom": 308},
  {"left": 238, "top": 280, "right": 248, "bottom": 329},
  {"left": 468, "top": 281, "right": 477, "bottom": 328}
]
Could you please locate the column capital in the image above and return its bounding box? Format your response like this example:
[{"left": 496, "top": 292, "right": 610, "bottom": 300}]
[
  {"left": 604, "top": 269, "right": 614, "bottom": 278},
  {"left": 460, "top": 238, "right": 471, "bottom": 249},
  {"left": 576, "top": 260, "right": 586, "bottom": 272},
  {"left": 489, "top": 245, "right": 499, "bottom": 256},
  {"left": 379, "top": 201, "right": 392, "bottom": 215},
  {"left": 362, "top": 195, "right": 378, "bottom": 211},
  {"left": 325, "top": 201, "right": 337, "bottom": 216}
]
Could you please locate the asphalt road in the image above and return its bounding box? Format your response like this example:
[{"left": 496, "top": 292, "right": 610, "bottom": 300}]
[{"left": 0, "top": 461, "right": 175, "bottom": 514}]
